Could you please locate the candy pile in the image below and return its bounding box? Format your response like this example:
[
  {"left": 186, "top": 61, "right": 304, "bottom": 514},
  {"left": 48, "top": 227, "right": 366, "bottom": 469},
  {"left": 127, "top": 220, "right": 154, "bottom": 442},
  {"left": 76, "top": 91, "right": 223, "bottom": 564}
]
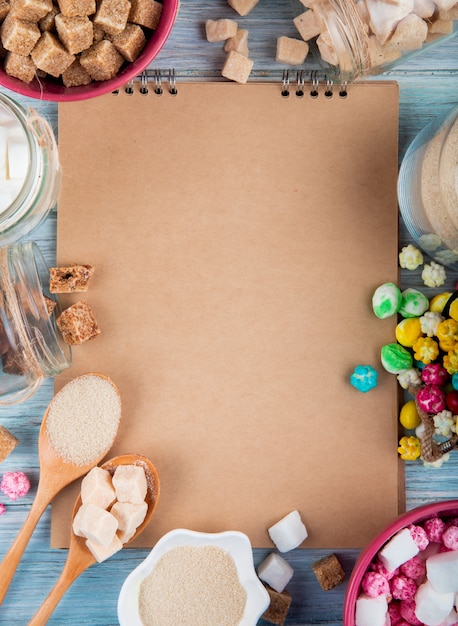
[
  {"left": 355, "top": 514, "right": 458, "bottom": 626},
  {"left": 372, "top": 264, "right": 458, "bottom": 464}
]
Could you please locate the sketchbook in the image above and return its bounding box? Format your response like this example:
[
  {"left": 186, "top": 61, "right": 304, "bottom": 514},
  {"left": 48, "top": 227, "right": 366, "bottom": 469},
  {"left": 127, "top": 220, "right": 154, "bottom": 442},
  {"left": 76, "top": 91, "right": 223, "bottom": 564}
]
[{"left": 51, "top": 74, "right": 401, "bottom": 550}]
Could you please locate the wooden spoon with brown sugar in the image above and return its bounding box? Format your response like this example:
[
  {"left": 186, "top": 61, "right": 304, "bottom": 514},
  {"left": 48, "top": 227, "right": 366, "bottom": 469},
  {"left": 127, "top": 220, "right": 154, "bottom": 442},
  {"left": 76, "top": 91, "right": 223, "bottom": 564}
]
[
  {"left": 28, "top": 453, "right": 160, "bottom": 626},
  {"left": 0, "top": 372, "right": 122, "bottom": 605}
]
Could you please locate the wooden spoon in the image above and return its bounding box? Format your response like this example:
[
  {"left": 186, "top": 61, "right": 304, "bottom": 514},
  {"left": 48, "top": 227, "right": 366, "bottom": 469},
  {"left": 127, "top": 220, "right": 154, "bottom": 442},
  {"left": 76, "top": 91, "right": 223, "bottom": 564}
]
[
  {"left": 28, "top": 453, "right": 160, "bottom": 626},
  {"left": 0, "top": 373, "right": 121, "bottom": 606}
]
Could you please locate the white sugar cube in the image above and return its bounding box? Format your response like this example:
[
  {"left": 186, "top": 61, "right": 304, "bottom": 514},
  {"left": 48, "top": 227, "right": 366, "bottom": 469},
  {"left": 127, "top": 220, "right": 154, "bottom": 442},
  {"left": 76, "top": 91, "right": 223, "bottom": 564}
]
[
  {"left": 268, "top": 510, "right": 308, "bottom": 552},
  {"left": 414, "top": 580, "right": 454, "bottom": 626},
  {"left": 355, "top": 594, "right": 388, "bottom": 626},
  {"left": 81, "top": 466, "right": 116, "bottom": 509},
  {"left": 427, "top": 551, "right": 458, "bottom": 594},
  {"left": 257, "top": 552, "right": 294, "bottom": 593},
  {"left": 86, "top": 533, "right": 123, "bottom": 563},
  {"left": 72, "top": 503, "right": 118, "bottom": 547},
  {"left": 378, "top": 528, "right": 419, "bottom": 572},
  {"left": 112, "top": 464, "right": 147, "bottom": 504},
  {"left": 111, "top": 501, "right": 147, "bottom": 543}
]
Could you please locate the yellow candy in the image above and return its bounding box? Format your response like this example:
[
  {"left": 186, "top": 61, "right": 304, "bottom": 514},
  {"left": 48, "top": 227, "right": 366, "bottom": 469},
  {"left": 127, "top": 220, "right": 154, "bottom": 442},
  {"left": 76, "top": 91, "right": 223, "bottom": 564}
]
[
  {"left": 399, "top": 400, "right": 420, "bottom": 430},
  {"left": 449, "top": 299, "right": 458, "bottom": 322},
  {"left": 395, "top": 318, "right": 422, "bottom": 347},
  {"left": 429, "top": 292, "right": 452, "bottom": 313}
]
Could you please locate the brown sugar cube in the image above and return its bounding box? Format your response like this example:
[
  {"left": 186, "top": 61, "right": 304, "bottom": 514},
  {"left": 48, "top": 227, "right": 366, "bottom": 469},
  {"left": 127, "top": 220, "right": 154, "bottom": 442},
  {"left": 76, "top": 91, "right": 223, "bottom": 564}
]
[
  {"left": 43, "top": 295, "right": 57, "bottom": 316},
  {"left": 110, "top": 22, "right": 145, "bottom": 61},
  {"left": 39, "top": 4, "right": 59, "bottom": 31},
  {"left": 62, "top": 58, "right": 91, "bottom": 86},
  {"left": 311, "top": 553, "right": 346, "bottom": 591},
  {"left": 224, "top": 28, "right": 249, "bottom": 55},
  {"left": 9, "top": 0, "right": 52, "bottom": 22},
  {"left": 0, "top": 425, "right": 19, "bottom": 463},
  {"left": 128, "top": 0, "right": 161, "bottom": 29},
  {"left": 92, "top": 25, "right": 105, "bottom": 42},
  {"left": 276, "top": 36, "right": 309, "bottom": 65},
  {"left": 55, "top": 14, "right": 93, "bottom": 54},
  {"left": 205, "top": 18, "right": 238, "bottom": 42},
  {"left": 261, "top": 585, "right": 292, "bottom": 626},
  {"left": 0, "top": 1, "right": 10, "bottom": 21},
  {"left": 93, "top": 0, "right": 130, "bottom": 36},
  {"left": 57, "top": 0, "right": 95, "bottom": 17},
  {"left": 49, "top": 263, "right": 94, "bottom": 293},
  {"left": 56, "top": 301, "right": 101, "bottom": 345},
  {"left": 4, "top": 51, "right": 37, "bottom": 82},
  {"left": 31, "top": 31, "right": 75, "bottom": 76},
  {"left": 1, "top": 14, "right": 41, "bottom": 55},
  {"left": 79, "top": 39, "right": 124, "bottom": 80},
  {"left": 221, "top": 49, "right": 253, "bottom": 84},
  {"left": 293, "top": 9, "right": 321, "bottom": 41},
  {"left": 227, "top": 0, "right": 260, "bottom": 16}
]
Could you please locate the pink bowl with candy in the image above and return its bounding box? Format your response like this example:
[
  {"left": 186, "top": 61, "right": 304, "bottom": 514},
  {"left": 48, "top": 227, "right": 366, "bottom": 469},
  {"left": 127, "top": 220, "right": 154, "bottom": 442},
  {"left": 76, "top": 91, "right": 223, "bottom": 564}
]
[
  {"left": 343, "top": 500, "right": 458, "bottom": 626},
  {"left": 0, "top": 0, "right": 179, "bottom": 102}
]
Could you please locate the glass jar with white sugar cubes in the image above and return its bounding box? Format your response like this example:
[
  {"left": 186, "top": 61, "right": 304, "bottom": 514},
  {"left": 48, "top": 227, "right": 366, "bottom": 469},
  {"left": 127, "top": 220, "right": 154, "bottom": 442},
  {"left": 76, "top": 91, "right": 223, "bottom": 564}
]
[
  {"left": 0, "top": 92, "right": 60, "bottom": 244},
  {"left": 293, "top": 0, "right": 458, "bottom": 83}
]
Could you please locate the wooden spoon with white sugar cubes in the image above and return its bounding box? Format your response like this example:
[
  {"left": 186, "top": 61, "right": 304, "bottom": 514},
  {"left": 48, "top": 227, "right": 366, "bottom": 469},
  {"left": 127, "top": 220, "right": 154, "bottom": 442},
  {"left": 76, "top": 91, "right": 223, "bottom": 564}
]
[{"left": 29, "top": 453, "right": 160, "bottom": 626}]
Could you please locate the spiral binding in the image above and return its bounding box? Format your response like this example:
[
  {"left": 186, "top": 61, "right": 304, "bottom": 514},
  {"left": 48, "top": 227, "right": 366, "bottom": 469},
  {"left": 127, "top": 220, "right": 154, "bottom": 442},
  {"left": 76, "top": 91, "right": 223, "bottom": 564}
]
[{"left": 114, "top": 69, "right": 349, "bottom": 99}]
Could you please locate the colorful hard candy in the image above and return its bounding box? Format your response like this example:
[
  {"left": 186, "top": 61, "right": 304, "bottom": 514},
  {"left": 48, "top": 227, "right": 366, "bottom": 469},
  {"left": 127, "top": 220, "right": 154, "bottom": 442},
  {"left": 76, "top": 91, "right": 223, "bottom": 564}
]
[
  {"left": 372, "top": 283, "right": 402, "bottom": 319},
  {"left": 381, "top": 343, "right": 413, "bottom": 374},
  {"left": 398, "top": 288, "right": 429, "bottom": 318},
  {"left": 350, "top": 365, "right": 378, "bottom": 392}
]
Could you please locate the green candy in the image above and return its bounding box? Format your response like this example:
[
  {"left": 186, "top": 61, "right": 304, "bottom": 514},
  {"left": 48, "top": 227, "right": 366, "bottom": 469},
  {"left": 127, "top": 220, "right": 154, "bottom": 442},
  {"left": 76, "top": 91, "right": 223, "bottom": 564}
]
[
  {"left": 399, "top": 288, "right": 429, "bottom": 318},
  {"left": 372, "top": 282, "right": 402, "bottom": 319},
  {"left": 381, "top": 343, "right": 413, "bottom": 374}
]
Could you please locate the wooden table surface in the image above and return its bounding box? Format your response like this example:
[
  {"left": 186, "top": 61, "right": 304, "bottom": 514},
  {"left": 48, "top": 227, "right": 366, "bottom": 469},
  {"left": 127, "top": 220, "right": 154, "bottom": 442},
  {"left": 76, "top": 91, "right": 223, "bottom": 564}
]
[{"left": 0, "top": 2, "right": 457, "bottom": 624}]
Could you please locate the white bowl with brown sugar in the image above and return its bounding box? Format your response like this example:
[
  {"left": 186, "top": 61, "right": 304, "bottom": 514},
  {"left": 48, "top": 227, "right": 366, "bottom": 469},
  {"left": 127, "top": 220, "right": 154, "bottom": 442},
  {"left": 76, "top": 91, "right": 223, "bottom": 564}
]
[{"left": 117, "top": 528, "right": 270, "bottom": 626}]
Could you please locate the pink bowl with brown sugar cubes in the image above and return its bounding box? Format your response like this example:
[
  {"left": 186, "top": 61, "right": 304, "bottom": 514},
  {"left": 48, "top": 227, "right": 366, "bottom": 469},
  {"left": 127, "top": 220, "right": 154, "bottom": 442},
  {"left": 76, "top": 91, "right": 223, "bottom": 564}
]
[{"left": 0, "top": 0, "right": 179, "bottom": 101}]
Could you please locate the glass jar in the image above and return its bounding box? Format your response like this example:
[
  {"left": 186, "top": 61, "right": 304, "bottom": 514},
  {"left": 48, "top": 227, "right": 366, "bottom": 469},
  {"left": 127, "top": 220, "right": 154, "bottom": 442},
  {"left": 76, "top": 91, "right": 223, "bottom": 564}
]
[
  {"left": 398, "top": 105, "right": 458, "bottom": 269},
  {"left": 293, "top": 0, "right": 458, "bottom": 83},
  {"left": 0, "top": 92, "right": 60, "bottom": 245},
  {"left": 0, "top": 241, "right": 71, "bottom": 404}
]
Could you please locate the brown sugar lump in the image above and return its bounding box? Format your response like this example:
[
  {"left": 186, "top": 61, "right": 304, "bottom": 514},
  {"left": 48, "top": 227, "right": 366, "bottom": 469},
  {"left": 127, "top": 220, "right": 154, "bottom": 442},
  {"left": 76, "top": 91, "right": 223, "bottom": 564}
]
[
  {"left": 276, "top": 36, "right": 309, "bottom": 65},
  {"left": 0, "top": 425, "right": 19, "bottom": 464},
  {"left": 4, "top": 51, "right": 37, "bottom": 82},
  {"left": 49, "top": 263, "right": 94, "bottom": 293},
  {"left": 86, "top": 533, "right": 123, "bottom": 562},
  {"left": 110, "top": 22, "right": 146, "bottom": 61},
  {"left": 311, "top": 553, "right": 346, "bottom": 591},
  {"left": 128, "top": 0, "right": 161, "bottom": 30},
  {"left": 205, "top": 18, "right": 238, "bottom": 42},
  {"left": 79, "top": 39, "right": 124, "bottom": 80},
  {"left": 43, "top": 295, "right": 57, "bottom": 316},
  {"left": 111, "top": 500, "right": 147, "bottom": 542},
  {"left": 62, "top": 58, "right": 91, "bottom": 86},
  {"left": 57, "top": 0, "right": 95, "bottom": 17},
  {"left": 56, "top": 300, "right": 101, "bottom": 345},
  {"left": 293, "top": 9, "right": 322, "bottom": 41},
  {"left": 55, "top": 14, "right": 93, "bottom": 55},
  {"left": 224, "top": 28, "right": 249, "bottom": 55},
  {"left": 1, "top": 15, "right": 41, "bottom": 56},
  {"left": 227, "top": 0, "right": 260, "bottom": 16},
  {"left": 386, "top": 13, "right": 428, "bottom": 51},
  {"left": 0, "top": 2, "right": 10, "bottom": 21},
  {"left": 31, "top": 31, "right": 75, "bottom": 76},
  {"left": 261, "top": 585, "right": 292, "bottom": 626},
  {"left": 221, "top": 49, "right": 253, "bottom": 83},
  {"left": 112, "top": 464, "right": 147, "bottom": 504},
  {"left": 81, "top": 466, "right": 116, "bottom": 509},
  {"left": 39, "top": 5, "right": 59, "bottom": 31},
  {"left": 9, "top": 0, "right": 52, "bottom": 21},
  {"left": 93, "top": 0, "right": 130, "bottom": 36}
]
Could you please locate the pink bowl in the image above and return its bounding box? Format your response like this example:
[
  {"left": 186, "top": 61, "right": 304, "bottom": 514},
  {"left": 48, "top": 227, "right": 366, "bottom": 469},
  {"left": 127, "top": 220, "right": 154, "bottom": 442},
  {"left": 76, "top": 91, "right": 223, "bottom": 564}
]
[
  {"left": 0, "top": 0, "right": 179, "bottom": 102},
  {"left": 343, "top": 500, "right": 458, "bottom": 625}
]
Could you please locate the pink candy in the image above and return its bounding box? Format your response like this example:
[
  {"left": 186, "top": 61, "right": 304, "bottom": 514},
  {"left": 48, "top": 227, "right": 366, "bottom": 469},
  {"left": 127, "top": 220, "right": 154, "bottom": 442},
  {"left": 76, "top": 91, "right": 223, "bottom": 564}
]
[
  {"left": 0, "top": 471, "right": 30, "bottom": 500},
  {"left": 443, "top": 525, "right": 458, "bottom": 550},
  {"left": 399, "top": 599, "right": 423, "bottom": 626},
  {"left": 423, "top": 516, "right": 446, "bottom": 543},
  {"left": 390, "top": 574, "right": 417, "bottom": 600},
  {"left": 408, "top": 524, "right": 429, "bottom": 551},
  {"left": 371, "top": 559, "right": 399, "bottom": 580},
  {"left": 0, "top": 502, "right": 5, "bottom": 515},
  {"left": 361, "top": 571, "right": 390, "bottom": 597},
  {"left": 400, "top": 555, "right": 426, "bottom": 580},
  {"left": 416, "top": 384, "right": 446, "bottom": 414},
  {"left": 421, "top": 363, "right": 449, "bottom": 386}
]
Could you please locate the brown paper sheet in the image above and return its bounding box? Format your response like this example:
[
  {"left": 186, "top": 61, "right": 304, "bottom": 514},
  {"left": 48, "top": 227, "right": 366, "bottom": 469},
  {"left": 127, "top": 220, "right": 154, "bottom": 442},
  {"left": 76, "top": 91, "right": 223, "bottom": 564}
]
[{"left": 51, "top": 81, "right": 402, "bottom": 549}]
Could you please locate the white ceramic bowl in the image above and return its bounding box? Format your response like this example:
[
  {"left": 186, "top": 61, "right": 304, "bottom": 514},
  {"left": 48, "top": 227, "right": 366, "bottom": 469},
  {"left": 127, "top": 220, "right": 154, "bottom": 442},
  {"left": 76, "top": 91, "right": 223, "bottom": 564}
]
[{"left": 117, "top": 528, "right": 270, "bottom": 626}]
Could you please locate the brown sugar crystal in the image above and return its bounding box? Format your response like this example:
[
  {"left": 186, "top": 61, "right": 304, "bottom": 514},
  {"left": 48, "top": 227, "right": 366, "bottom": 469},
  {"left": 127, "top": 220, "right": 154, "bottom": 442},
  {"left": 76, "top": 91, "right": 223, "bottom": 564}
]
[
  {"left": 1, "top": 14, "right": 41, "bottom": 56},
  {"left": 9, "top": 0, "right": 52, "bottom": 22},
  {"left": 39, "top": 5, "right": 59, "bottom": 32},
  {"left": 56, "top": 300, "right": 101, "bottom": 345},
  {"left": 79, "top": 39, "right": 123, "bottom": 81},
  {"left": 62, "top": 58, "right": 91, "bottom": 86},
  {"left": 43, "top": 295, "right": 57, "bottom": 316},
  {"left": 261, "top": 585, "right": 292, "bottom": 626},
  {"left": 55, "top": 14, "right": 93, "bottom": 55},
  {"left": 110, "top": 23, "right": 145, "bottom": 62},
  {"left": 311, "top": 553, "right": 346, "bottom": 591},
  {"left": 128, "top": 0, "right": 162, "bottom": 30},
  {"left": 4, "top": 51, "right": 37, "bottom": 82},
  {"left": 31, "top": 31, "right": 75, "bottom": 77},
  {"left": 93, "top": 0, "right": 130, "bottom": 36},
  {"left": 57, "top": 0, "right": 95, "bottom": 17},
  {"left": 0, "top": 425, "right": 19, "bottom": 463},
  {"left": 49, "top": 263, "right": 94, "bottom": 293}
]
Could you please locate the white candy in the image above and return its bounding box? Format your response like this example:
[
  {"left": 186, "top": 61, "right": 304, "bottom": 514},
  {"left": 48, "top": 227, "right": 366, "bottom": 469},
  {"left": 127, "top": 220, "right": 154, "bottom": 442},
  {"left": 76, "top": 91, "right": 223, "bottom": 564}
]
[
  {"left": 427, "top": 551, "right": 458, "bottom": 594},
  {"left": 378, "top": 528, "right": 419, "bottom": 572},
  {"left": 257, "top": 553, "right": 294, "bottom": 593},
  {"left": 268, "top": 510, "right": 308, "bottom": 552},
  {"left": 415, "top": 580, "right": 454, "bottom": 626},
  {"left": 355, "top": 594, "right": 388, "bottom": 626}
]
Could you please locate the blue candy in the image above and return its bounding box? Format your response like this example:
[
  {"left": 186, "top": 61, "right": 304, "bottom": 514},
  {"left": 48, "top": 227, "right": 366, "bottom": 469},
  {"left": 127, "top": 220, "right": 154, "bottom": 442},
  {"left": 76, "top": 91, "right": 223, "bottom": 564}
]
[{"left": 350, "top": 365, "right": 378, "bottom": 393}]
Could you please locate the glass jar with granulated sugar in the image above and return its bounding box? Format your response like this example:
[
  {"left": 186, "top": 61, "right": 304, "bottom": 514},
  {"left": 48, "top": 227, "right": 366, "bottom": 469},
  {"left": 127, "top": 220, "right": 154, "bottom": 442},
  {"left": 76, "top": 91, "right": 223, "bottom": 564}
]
[
  {"left": 293, "top": 0, "right": 458, "bottom": 83},
  {"left": 398, "top": 105, "right": 458, "bottom": 269},
  {"left": 0, "top": 241, "right": 71, "bottom": 404},
  {"left": 0, "top": 92, "right": 60, "bottom": 245}
]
